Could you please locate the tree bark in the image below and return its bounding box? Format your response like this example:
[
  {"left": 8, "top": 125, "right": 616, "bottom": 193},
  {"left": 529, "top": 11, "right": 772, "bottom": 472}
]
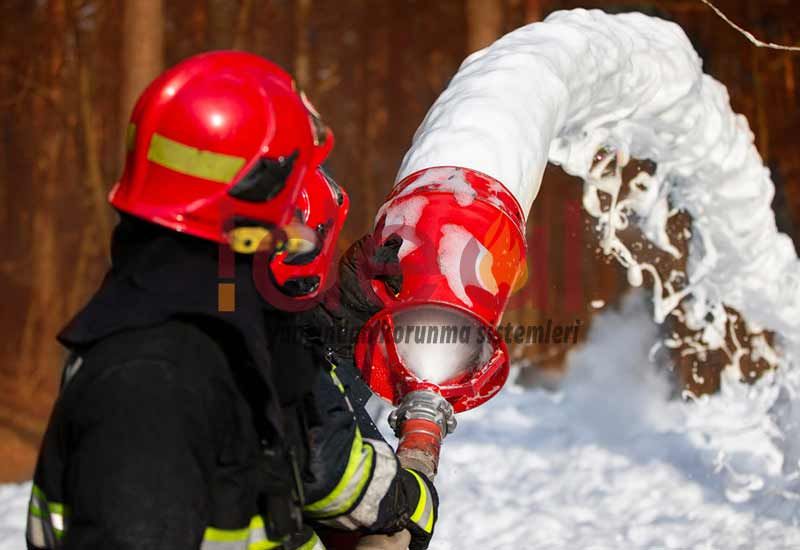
[
  {"left": 207, "top": 0, "right": 238, "bottom": 50},
  {"left": 120, "top": 0, "right": 164, "bottom": 126},
  {"left": 465, "top": 0, "right": 503, "bottom": 53},
  {"left": 233, "top": 0, "right": 255, "bottom": 50},
  {"left": 294, "top": 0, "right": 313, "bottom": 90},
  {"left": 524, "top": 0, "right": 543, "bottom": 23}
]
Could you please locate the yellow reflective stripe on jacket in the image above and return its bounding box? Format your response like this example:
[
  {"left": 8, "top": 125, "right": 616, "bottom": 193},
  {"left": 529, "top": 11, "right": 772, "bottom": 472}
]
[
  {"left": 48, "top": 502, "right": 67, "bottom": 537},
  {"left": 203, "top": 524, "right": 250, "bottom": 544},
  {"left": 29, "top": 484, "right": 68, "bottom": 542},
  {"left": 27, "top": 491, "right": 49, "bottom": 549},
  {"left": 327, "top": 367, "right": 353, "bottom": 413},
  {"left": 147, "top": 132, "right": 246, "bottom": 183},
  {"left": 304, "top": 428, "right": 375, "bottom": 519},
  {"left": 407, "top": 469, "right": 434, "bottom": 534},
  {"left": 316, "top": 438, "right": 397, "bottom": 531},
  {"left": 328, "top": 367, "right": 346, "bottom": 394},
  {"left": 201, "top": 515, "right": 284, "bottom": 550},
  {"left": 297, "top": 531, "right": 325, "bottom": 550}
]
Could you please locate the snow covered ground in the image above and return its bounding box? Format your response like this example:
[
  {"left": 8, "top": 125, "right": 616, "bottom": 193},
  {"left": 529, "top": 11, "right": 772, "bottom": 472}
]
[
  {"left": 1, "top": 292, "right": 798, "bottom": 549},
  {"left": 0, "top": 482, "right": 30, "bottom": 550},
  {"left": 422, "top": 292, "right": 800, "bottom": 549}
]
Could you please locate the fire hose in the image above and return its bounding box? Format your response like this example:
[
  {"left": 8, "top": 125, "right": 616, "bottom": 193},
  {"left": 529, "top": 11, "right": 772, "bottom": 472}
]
[{"left": 355, "top": 391, "right": 456, "bottom": 550}]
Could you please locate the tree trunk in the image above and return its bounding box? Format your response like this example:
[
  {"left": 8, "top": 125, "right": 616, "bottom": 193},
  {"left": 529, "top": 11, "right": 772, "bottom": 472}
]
[
  {"left": 207, "top": 0, "right": 238, "bottom": 50},
  {"left": 294, "top": 0, "right": 313, "bottom": 90},
  {"left": 465, "top": 0, "right": 503, "bottom": 53},
  {"left": 120, "top": 0, "right": 164, "bottom": 127},
  {"left": 524, "top": 0, "right": 543, "bottom": 23},
  {"left": 233, "top": 0, "right": 255, "bottom": 50},
  {"left": 6, "top": 0, "right": 68, "bottom": 482}
]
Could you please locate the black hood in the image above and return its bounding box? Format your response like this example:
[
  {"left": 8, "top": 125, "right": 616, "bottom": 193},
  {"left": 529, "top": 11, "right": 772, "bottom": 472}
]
[{"left": 59, "top": 214, "right": 318, "bottom": 416}]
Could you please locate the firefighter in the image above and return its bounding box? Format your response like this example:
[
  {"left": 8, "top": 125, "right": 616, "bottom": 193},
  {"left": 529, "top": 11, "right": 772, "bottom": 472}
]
[{"left": 26, "top": 52, "right": 437, "bottom": 550}]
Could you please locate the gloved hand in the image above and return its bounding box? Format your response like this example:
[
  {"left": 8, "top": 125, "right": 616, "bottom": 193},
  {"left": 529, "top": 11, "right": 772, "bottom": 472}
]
[
  {"left": 398, "top": 468, "right": 439, "bottom": 550},
  {"left": 299, "top": 233, "right": 403, "bottom": 361},
  {"left": 298, "top": 234, "right": 403, "bottom": 361},
  {"left": 335, "top": 232, "right": 403, "bottom": 326}
]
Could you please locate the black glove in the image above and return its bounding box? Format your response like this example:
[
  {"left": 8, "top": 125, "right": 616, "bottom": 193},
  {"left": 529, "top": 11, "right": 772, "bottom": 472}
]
[
  {"left": 398, "top": 468, "right": 439, "bottom": 550},
  {"left": 335, "top": 232, "right": 403, "bottom": 326},
  {"left": 300, "top": 233, "right": 403, "bottom": 362}
]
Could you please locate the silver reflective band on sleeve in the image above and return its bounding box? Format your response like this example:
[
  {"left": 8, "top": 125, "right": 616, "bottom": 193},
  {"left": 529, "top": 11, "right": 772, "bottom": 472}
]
[
  {"left": 49, "top": 509, "right": 65, "bottom": 533},
  {"left": 304, "top": 428, "right": 374, "bottom": 519},
  {"left": 328, "top": 366, "right": 354, "bottom": 412},
  {"left": 26, "top": 514, "right": 47, "bottom": 549},
  {"left": 28, "top": 484, "right": 66, "bottom": 548},
  {"left": 407, "top": 469, "right": 434, "bottom": 534},
  {"left": 62, "top": 355, "right": 83, "bottom": 388},
  {"left": 319, "top": 439, "right": 398, "bottom": 530}
]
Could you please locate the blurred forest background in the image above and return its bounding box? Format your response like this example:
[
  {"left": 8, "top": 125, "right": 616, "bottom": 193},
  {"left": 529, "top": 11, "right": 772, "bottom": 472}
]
[{"left": 0, "top": 0, "right": 798, "bottom": 480}]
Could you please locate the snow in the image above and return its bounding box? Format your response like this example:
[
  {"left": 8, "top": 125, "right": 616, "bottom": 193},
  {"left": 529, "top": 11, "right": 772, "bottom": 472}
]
[
  {"left": 378, "top": 292, "right": 800, "bottom": 549},
  {"left": 0, "top": 483, "right": 29, "bottom": 550},
  {"left": 389, "top": 16, "right": 800, "bottom": 542},
  {"left": 2, "top": 293, "right": 799, "bottom": 548}
]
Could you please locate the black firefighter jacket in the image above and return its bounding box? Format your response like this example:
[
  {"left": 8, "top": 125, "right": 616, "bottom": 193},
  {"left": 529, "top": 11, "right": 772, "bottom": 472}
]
[
  {"left": 25, "top": 217, "right": 427, "bottom": 550},
  {"left": 26, "top": 317, "right": 417, "bottom": 550}
]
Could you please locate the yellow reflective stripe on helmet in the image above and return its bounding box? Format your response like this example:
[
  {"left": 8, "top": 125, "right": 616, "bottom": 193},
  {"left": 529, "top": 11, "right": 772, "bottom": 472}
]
[
  {"left": 407, "top": 469, "right": 434, "bottom": 534},
  {"left": 304, "top": 429, "right": 374, "bottom": 518},
  {"left": 147, "top": 132, "right": 246, "bottom": 183}
]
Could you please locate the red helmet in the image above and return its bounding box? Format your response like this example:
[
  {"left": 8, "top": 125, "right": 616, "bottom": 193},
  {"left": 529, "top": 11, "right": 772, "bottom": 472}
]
[{"left": 110, "top": 51, "right": 348, "bottom": 300}]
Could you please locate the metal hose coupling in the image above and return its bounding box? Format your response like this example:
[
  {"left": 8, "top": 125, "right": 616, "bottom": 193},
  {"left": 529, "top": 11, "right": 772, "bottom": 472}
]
[{"left": 388, "top": 390, "right": 457, "bottom": 478}]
